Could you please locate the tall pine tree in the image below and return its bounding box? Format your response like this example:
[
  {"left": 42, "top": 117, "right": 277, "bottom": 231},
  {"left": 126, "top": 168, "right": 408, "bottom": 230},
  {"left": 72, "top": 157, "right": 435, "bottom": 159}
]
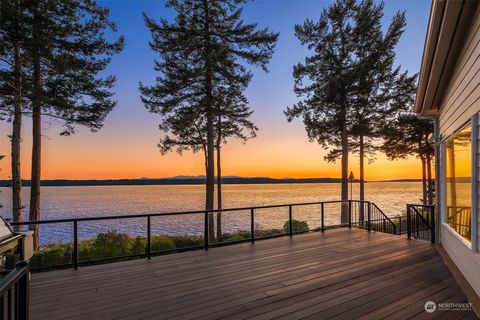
[
  {"left": 0, "top": 0, "right": 29, "bottom": 228},
  {"left": 286, "top": 0, "right": 416, "bottom": 219},
  {"left": 26, "top": 0, "right": 124, "bottom": 249},
  {"left": 0, "top": 155, "right": 4, "bottom": 211},
  {"left": 381, "top": 114, "right": 434, "bottom": 205},
  {"left": 215, "top": 84, "right": 257, "bottom": 238},
  {"left": 141, "top": 0, "right": 277, "bottom": 241},
  {"left": 285, "top": 0, "right": 357, "bottom": 222},
  {"left": 349, "top": 0, "right": 416, "bottom": 209}
]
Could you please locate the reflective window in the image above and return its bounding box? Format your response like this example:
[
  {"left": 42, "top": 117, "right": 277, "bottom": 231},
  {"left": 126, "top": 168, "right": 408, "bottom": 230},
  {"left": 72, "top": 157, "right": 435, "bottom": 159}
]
[{"left": 445, "top": 124, "right": 472, "bottom": 243}]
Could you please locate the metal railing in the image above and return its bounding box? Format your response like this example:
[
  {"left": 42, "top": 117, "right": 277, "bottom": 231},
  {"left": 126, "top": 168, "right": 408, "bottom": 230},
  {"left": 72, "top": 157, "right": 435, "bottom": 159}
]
[
  {"left": 0, "top": 261, "right": 29, "bottom": 320},
  {"left": 446, "top": 206, "right": 471, "bottom": 240},
  {"left": 406, "top": 204, "right": 435, "bottom": 243},
  {"left": 394, "top": 215, "right": 409, "bottom": 235},
  {"left": 349, "top": 201, "right": 397, "bottom": 234},
  {"left": 10, "top": 200, "right": 397, "bottom": 270}
]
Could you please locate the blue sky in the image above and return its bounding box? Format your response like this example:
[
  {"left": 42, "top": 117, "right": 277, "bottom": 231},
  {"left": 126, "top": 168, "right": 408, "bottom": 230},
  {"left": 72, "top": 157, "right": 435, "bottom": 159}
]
[
  {"left": 104, "top": 0, "right": 430, "bottom": 129},
  {"left": 0, "top": 0, "right": 432, "bottom": 179}
]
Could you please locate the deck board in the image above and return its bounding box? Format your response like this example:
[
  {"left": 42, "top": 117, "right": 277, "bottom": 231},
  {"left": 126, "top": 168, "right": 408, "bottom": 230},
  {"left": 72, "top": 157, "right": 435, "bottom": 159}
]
[{"left": 30, "top": 229, "right": 478, "bottom": 319}]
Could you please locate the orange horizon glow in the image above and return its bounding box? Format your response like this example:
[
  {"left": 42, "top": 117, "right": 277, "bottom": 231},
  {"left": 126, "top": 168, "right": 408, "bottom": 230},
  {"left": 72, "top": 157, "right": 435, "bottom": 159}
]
[{"left": 0, "top": 121, "right": 425, "bottom": 181}]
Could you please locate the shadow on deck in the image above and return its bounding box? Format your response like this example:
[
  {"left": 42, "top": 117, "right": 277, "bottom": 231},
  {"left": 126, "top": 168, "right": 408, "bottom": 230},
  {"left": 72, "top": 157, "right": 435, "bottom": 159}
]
[{"left": 30, "top": 229, "right": 477, "bottom": 320}]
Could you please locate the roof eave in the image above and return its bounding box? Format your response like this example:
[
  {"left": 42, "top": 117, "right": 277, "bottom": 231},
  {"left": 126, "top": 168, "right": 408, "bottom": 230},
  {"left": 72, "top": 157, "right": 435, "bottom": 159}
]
[{"left": 415, "top": 0, "right": 475, "bottom": 117}]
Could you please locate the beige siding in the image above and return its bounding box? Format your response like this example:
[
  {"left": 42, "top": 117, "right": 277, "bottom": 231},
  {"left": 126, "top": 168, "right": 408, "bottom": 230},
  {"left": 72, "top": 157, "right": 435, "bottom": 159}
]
[
  {"left": 441, "top": 226, "right": 480, "bottom": 297},
  {"left": 439, "top": 6, "right": 480, "bottom": 137},
  {"left": 438, "top": 4, "right": 480, "bottom": 297}
]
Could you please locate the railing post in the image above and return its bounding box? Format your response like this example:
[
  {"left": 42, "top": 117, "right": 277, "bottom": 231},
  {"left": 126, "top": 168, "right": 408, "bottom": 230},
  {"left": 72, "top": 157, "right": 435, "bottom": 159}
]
[
  {"left": 431, "top": 206, "right": 436, "bottom": 244},
  {"left": 367, "top": 202, "right": 371, "bottom": 232},
  {"left": 407, "top": 205, "right": 411, "bottom": 240},
  {"left": 73, "top": 221, "right": 78, "bottom": 270},
  {"left": 204, "top": 211, "right": 209, "bottom": 251},
  {"left": 16, "top": 261, "right": 29, "bottom": 320},
  {"left": 289, "top": 205, "right": 293, "bottom": 237},
  {"left": 348, "top": 200, "right": 352, "bottom": 228},
  {"left": 250, "top": 208, "right": 255, "bottom": 243},
  {"left": 321, "top": 203, "right": 325, "bottom": 232},
  {"left": 147, "top": 216, "right": 151, "bottom": 259},
  {"left": 8, "top": 286, "right": 11, "bottom": 319},
  {"left": 415, "top": 211, "right": 419, "bottom": 238}
]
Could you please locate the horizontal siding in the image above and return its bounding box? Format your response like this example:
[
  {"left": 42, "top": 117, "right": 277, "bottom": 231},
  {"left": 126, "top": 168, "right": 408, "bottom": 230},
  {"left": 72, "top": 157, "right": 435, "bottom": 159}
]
[
  {"left": 441, "top": 6, "right": 480, "bottom": 112},
  {"left": 440, "top": 52, "right": 480, "bottom": 131},
  {"left": 439, "top": 5, "right": 480, "bottom": 296},
  {"left": 439, "top": 5, "right": 480, "bottom": 137}
]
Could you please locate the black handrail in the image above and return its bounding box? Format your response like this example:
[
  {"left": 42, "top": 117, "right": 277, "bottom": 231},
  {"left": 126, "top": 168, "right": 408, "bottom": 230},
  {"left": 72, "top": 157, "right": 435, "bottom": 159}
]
[
  {"left": 9, "top": 200, "right": 398, "bottom": 270},
  {"left": 348, "top": 201, "right": 397, "bottom": 234},
  {"left": 9, "top": 200, "right": 348, "bottom": 225},
  {"left": 371, "top": 203, "right": 397, "bottom": 234},
  {"left": 446, "top": 206, "right": 471, "bottom": 239},
  {"left": 406, "top": 204, "right": 435, "bottom": 243},
  {"left": 0, "top": 261, "right": 29, "bottom": 320}
]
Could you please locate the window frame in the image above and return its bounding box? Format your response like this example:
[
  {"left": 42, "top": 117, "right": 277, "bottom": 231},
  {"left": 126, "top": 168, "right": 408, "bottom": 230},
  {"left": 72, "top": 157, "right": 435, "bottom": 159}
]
[
  {"left": 471, "top": 114, "right": 478, "bottom": 253},
  {"left": 441, "top": 116, "right": 477, "bottom": 252}
]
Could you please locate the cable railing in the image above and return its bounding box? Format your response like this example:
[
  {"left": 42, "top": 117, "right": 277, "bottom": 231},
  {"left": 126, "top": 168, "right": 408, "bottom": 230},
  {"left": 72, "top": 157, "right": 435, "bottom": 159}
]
[{"left": 10, "top": 200, "right": 398, "bottom": 271}]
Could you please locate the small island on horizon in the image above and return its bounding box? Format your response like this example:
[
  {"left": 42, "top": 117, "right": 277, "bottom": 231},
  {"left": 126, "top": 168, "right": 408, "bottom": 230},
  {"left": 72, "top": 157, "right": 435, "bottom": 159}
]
[{"left": 0, "top": 176, "right": 423, "bottom": 187}]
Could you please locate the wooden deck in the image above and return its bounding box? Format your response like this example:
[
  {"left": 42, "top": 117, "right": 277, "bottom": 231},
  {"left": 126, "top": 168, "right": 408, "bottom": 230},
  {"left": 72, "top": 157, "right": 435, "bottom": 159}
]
[{"left": 30, "top": 229, "right": 477, "bottom": 320}]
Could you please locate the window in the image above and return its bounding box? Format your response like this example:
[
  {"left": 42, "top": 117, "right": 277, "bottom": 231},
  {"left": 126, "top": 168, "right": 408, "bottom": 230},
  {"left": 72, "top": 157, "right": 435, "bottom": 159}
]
[{"left": 445, "top": 124, "right": 472, "bottom": 243}]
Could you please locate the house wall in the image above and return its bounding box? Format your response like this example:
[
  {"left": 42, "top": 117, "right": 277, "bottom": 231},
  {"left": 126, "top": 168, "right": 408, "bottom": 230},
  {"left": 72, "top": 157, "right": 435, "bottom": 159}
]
[
  {"left": 438, "top": 4, "right": 480, "bottom": 297},
  {"left": 439, "top": 6, "right": 480, "bottom": 138},
  {"left": 439, "top": 2, "right": 480, "bottom": 296}
]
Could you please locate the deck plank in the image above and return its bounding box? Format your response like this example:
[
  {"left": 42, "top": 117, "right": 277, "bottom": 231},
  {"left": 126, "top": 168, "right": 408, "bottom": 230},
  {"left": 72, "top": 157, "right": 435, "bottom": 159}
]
[{"left": 29, "top": 229, "right": 477, "bottom": 320}]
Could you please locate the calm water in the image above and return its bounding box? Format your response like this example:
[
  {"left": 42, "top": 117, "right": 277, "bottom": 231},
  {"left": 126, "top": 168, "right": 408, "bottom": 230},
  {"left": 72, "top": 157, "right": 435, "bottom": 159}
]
[{"left": 0, "top": 182, "right": 422, "bottom": 244}]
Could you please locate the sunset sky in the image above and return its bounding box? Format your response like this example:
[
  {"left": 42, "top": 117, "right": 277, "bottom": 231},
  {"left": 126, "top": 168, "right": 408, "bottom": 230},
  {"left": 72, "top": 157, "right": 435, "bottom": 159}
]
[{"left": 0, "top": 0, "right": 431, "bottom": 181}]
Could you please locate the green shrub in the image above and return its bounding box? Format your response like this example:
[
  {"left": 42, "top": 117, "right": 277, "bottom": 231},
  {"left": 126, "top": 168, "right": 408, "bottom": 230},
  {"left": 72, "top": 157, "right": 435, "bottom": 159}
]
[
  {"left": 283, "top": 220, "right": 309, "bottom": 233},
  {"left": 151, "top": 236, "right": 176, "bottom": 252},
  {"left": 31, "top": 244, "right": 71, "bottom": 268},
  {"left": 89, "top": 231, "right": 131, "bottom": 259},
  {"left": 169, "top": 235, "right": 203, "bottom": 248},
  {"left": 131, "top": 236, "right": 147, "bottom": 254},
  {"left": 255, "top": 228, "right": 283, "bottom": 237},
  {"left": 218, "top": 232, "right": 249, "bottom": 242},
  {"left": 29, "top": 225, "right": 311, "bottom": 270},
  {"left": 78, "top": 240, "right": 95, "bottom": 261}
]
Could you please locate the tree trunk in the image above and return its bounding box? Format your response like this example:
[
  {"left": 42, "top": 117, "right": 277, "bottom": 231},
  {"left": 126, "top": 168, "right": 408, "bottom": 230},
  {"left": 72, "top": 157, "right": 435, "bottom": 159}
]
[
  {"left": 420, "top": 154, "right": 427, "bottom": 205},
  {"left": 205, "top": 114, "right": 215, "bottom": 243},
  {"left": 446, "top": 140, "right": 456, "bottom": 207},
  {"left": 359, "top": 134, "right": 365, "bottom": 221},
  {"left": 216, "top": 115, "right": 222, "bottom": 239},
  {"left": 203, "top": 0, "right": 215, "bottom": 243},
  {"left": 11, "top": 8, "right": 23, "bottom": 230},
  {"left": 30, "top": 6, "right": 42, "bottom": 251},
  {"left": 426, "top": 153, "right": 433, "bottom": 205},
  {"left": 340, "top": 105, "right": 349, "bottom": 223}
]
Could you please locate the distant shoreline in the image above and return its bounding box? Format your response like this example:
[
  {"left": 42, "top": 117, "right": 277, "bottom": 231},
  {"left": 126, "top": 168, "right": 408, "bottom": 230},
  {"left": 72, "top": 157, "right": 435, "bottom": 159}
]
[{"left": 0, "top": 177, "right": 422, "bottom": 187}]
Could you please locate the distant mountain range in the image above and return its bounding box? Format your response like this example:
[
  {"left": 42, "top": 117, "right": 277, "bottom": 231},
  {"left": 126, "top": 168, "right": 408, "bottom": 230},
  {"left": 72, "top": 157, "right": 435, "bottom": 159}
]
[{"left": 0, "top": 176, "right": 422, "bottom": 187}]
